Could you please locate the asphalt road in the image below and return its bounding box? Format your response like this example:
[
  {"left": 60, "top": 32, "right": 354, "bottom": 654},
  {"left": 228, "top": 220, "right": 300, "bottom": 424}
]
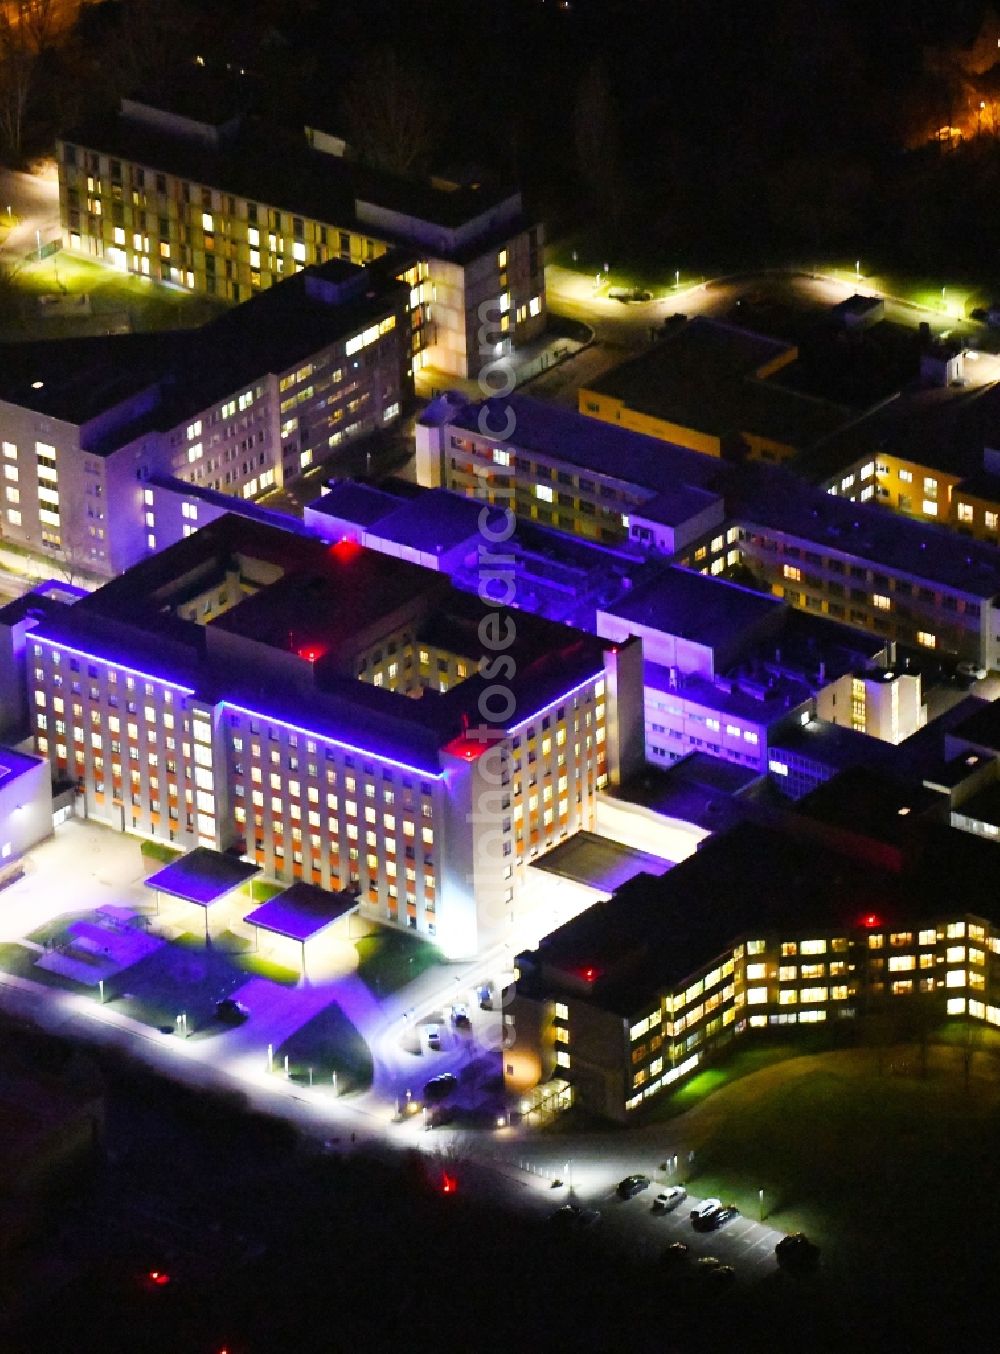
[{"left": 0, "top": 162, "right": 61, "bottom": 261}]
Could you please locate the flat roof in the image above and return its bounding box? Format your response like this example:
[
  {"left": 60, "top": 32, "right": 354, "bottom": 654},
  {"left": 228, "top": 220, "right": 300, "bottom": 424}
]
[
  {"left": 606, "top": 756, "right": 761, "bottom": 832},
  {"left": 64, "top": 104, "right": 519, "bottom": 240},
  {"left": 245, "top": 882, "right": 357, "bottom": 942},
  {"left": 145, "top": 848, "right": 259, "bottom": 907},
  {"left": 51, "top": 514, "right": 614, "bottom": 771},
  {"left": 730, "top": 461, "right": 1000, "bottom": 597},
  {"left": 770, "top": 718, "right": 904, "bottom": 774},
  {"left": 366, "top": 489, "right": 502, "bottom": 555},
  {"left": 309, "top": 481, "right": 403, "bottom": 530},
  {"left": 532, "top": 830, "right": 673, "bottom": 891},
  {"left": 518, "top": 816, "right": 1000, "bottom": 1014},
  {"left": 0, "top": 745, "right": 45, "bottom": 787},
  {"left": 599, "top": 566, "right": 781, "bottom": 648},
  {"left": 948, "top": 699, "right": 1000, "bottom": 752},
  {"left": 584, "top": 318, "right": 847, "bottom": 447},
  {"left": 0, "top": 262, "right": 407, "bottom": 436},
  {"left": 421, "top": 392, "right": 725, "bottom": 498},
  {"left": 646, "top": 662, "right": 811, "bottom": 725},
  {"left": 954, "top": 780, "right": 1000, "bottom": 828},
  {"left": 795, "top": 765, "right": 944, "bottom": 842}
]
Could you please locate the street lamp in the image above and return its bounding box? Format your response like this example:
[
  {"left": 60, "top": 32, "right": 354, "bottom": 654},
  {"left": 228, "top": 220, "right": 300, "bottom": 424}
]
[
  {"left": 675, "top": 269, "right": 680, "bottom": 288},
  {"left": 759, "top": 1187, "right": 765, "bottom": 1221},
  {"left": 855, "top": 259, "right": 861, "bottom": 279}
]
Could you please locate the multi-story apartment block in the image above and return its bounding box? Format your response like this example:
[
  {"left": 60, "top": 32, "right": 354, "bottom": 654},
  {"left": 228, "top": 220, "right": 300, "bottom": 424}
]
[
  {"left": 510, "top": 805, "right": 1000, "bottom": 1121},
  {"left": 0, "top": 258, "right": 410, "bottom": 575},
  {"left": 0, "top": 516, "right": 643, "bottom": 957},
  {"left": 56, "top": 91, "right": 545, "bottom": 378},
  {"left": 418, "top": 393, "right": 1000, "bottom": 667}
]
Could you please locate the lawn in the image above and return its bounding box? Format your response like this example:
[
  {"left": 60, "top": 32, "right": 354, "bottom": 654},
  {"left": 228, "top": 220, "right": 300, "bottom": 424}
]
[
  {"left": 275, "top": 1001, "right": 373, "bottom": 1092},
  {"left": 0, "top": 250, "right": 228, "bottom": 340},
  {"left": 674, "top": 1043, "right": 1000, "bottom": 1268},
  {"left": 354, "top": 928, "right": 441, "bottom": 996}
]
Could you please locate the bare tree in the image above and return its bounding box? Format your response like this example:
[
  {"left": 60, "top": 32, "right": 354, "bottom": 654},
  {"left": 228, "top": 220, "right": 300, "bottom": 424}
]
[
  {"left": 52, "top": 517, "right": 94, "bottom": 587},
  {"left": 574, "top": 60, "right": 625, "bottom": 227},
  {"left": 341, "top": 49, "right": 437, "bottom": 178},
  {"left": 0, "top": 9, "right": 35, "bottom": 157}
]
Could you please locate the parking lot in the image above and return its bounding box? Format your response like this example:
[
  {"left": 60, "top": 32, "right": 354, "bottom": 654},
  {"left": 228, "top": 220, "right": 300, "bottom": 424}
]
[
  {"left": 460, "top": 1139, "right": 788, "bottom": 1282},
  {"left": 590, "top": 1183, "right": 784, "bottom": 1279}
]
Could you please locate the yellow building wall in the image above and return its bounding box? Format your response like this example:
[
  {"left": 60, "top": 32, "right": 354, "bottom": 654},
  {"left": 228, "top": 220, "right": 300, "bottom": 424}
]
[
  {"left": 742, "top": 431, "right": 797, "bottom": 464},
  {"left": 876, "top": 455, "right": 961, "bottom": 524},
  {"left": 950, "top": 490, "right": 1000, "bottom": 543},
  {"left": 577, "top": 389, "right": 722, "bottom": 457}
]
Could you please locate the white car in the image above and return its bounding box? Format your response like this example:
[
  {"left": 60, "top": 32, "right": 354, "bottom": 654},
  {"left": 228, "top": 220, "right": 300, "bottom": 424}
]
[
  {"left": 425, "top": 1024, "right": 443, "bottom": 1050},
  {"left": 653, "top": 1186, "right": 687, "bottom": 1213},
  {"left": 957, "top": 661, "right": 988, "bottom": 683},
  {"left": 689, "top": 1197, "right": 722, "bottom": 1223}
]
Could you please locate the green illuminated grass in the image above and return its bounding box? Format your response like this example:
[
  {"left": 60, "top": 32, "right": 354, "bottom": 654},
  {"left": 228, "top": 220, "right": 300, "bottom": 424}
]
[
  {"left": 0, "top": 250, "right": 228, "bottom": 340},
  {"left": 275, "top": 1000, "right": 373, "bottom": 1091},
  {"left": 355, "top": 928, "right": 441, "bottom": 996},
  {"left": 669, "top": 1044, "right": 1000, "bottom": 1261}
]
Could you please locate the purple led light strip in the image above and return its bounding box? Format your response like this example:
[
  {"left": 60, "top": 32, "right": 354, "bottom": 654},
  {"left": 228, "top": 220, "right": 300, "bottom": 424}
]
[
  {"left": 222, "top": 699, "right": 448, "bottom": 780},
  {"left": 31, "top": 633, "right": 196, "bottom": 694}
]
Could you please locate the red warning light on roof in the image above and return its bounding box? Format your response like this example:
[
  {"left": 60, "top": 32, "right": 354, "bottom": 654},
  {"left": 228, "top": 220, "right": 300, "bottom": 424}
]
[
  {"left": 147, "top": 1270, "right": 170, "bottom": 1286},
  {"left": 860, "top": 913, "right": 882, "bottom": 930},
  {"left": 581, "top": 966, "right": 599, "bottom": 982},
  {"left": 330, "top": 535, "right": 362, "bottom": 562},
  {"left": 297, "top": 645, "right": 324, "bottom": 664},
  {"left": 441, "top": 1172, "right": 458, "bottom": 1195}
]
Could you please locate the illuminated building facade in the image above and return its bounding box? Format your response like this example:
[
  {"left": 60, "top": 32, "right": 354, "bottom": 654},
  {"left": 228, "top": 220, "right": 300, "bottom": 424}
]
[
  {"left": 418, "top": 393, "right": 1000, "bottom": 667},
  {"left": 56, "top": 95, "right": 545, "bottom": 378},
  {"left": 0, "top": 259, "right": 409, "bottom": 575},
  {"left": 510, "top": 811, "right": 1000, "bottom": 1121},
  {"left": 1, "top": 516, "right": 642, "bottom": 957}
]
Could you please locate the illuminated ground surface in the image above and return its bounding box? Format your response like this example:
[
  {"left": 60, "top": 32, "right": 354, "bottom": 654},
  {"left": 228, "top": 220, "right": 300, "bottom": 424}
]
[
  {"left": 7, "top": 824, "right": 1000, "bottom": 1348},
  {"left": 0, "top": 250, "right": 227, "bottom": 340}
]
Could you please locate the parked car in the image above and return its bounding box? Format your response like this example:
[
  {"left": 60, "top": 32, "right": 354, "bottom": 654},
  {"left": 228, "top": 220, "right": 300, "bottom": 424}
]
[
  {"left": 957, "top": 661, "right": 989, "bottom": 684},
  {"left": 423, "top": 1073, "right": 457, "bottom": 1103},
  {"left": 705, "top": 1204, "right": 739, "bottom": 1230},
  {"left": 425, "top": 1105, "right": 456, "bottom": 1129},
  {"left": 661, "top": 1241, "right": 690, "bottom": 1267},
  {"left": 477, "top": 983, "right": 494, "bottom": 1010},
  {"left": 695, "top": 1256, "right": 736, "bottom": 1284},
  {"left": 616, "top": 1174, "right": 651, "bottom": 1200},
  {"left": 425, "top": 1024, "right": 443, "bottom": 1050},
  {"left": 652, "top": 1186, "right": 688, "bottom": 1213},
  {"left": 776, "top": 1232, "right": 821, "bottom": 1273},
  {"left": 215, "top": 997, "right": 249, "bottom": 1024},
  {"left": 689, "top": 1197, "right": 722, "bottom": 1227}
]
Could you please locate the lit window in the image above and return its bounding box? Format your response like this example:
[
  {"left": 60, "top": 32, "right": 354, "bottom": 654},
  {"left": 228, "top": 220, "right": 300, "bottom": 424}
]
[
  {"left": 899, "top": 468, "right": 913, "bottom": 483},
  {"left": 922, "top": 500, "right": 938, "bottom": 517},
  {"left": 957, "top": 502, "right": 974, "bottom": 523},
  {"left": 987, "top": 512, "right": 998, "bottom": 531},
  {"left": 768, "top": 759, "right": 788, "bottom": 776},
  {"left": 873, "top": 594, "right": 891, "bottom": 611},
  {"left": 783, "top": 564, "right": 802, "bottom": 581},
  {"left": 917, "top": 631, "right": 936, "bottom": 649},
  {"left": 535, "top": 484, "right": 554, "bottom": 503}
]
